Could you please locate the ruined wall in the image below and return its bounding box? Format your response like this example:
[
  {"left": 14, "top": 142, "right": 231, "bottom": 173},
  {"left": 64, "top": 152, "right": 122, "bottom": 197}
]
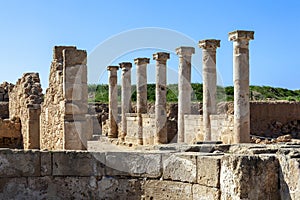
[
  {"left": 183, "top": 101, "right": 300, "bottom": 144},
  {"left": 0, "top": 118, "right": 21, "bottom": 148},
  {"left": 40, "top": 46, "right": 92, "bottom": 150},
  {"left": 8, "top": 73, "right": 43, "bottom": 149},
  {"left": 0, "top": 82, "right": 13, "bottom": 102},
  {"left": 0, "top": 102, "right": 9, "bottom": 119},
  {"left": 184, "top": 115, "right": 204, "bottom": 143},
  {"left": 250, "top": 101, "right": 300, "bottom": 138},
  {"left": 125, "top": 113, "right": 177, "bottom": 145},
  {"left": 0, "top": 146, "right": 296, "bottom": 199},
  {"left": 0, "top": 82, "right": 14, "bottom": 119}
]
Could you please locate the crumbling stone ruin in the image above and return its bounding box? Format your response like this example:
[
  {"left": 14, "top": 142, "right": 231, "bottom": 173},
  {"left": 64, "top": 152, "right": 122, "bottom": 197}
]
[
  {"left": 9, "top": 72, "right": 43, "bottom": 149},
  {"left": 40, "top": 46, "right": 92, "bottom": 150},
  {"left": 0, "top": 30, "right": 300, "bottom": 199}
]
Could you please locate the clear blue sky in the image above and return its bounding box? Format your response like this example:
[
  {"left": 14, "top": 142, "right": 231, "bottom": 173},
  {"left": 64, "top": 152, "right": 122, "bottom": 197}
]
[{"left": 0, "top": 0, "right": 300, "bottom": 90}]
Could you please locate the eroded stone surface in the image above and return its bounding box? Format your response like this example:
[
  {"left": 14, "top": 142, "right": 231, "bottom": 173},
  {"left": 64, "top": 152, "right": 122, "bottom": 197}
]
[
  {"left": 220, "top": 154, "right": 279, "bottom": 200},
  {"left": 197, "top": 155, "right": 221, "bottom": 187},
  {"left": 142, "top": 180, "right": 192, "bottom": 200},
  {"left": 163, "top": 152, "right": 197, "bottom": 183},
  {"left": 106, "top": 152, "right": 161, "bottom": 178}
]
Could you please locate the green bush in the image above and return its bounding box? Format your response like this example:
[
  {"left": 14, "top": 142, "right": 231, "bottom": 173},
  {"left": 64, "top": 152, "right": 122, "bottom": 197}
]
[{"left": 88, "top": 84, "right": 300, "bottom": 103}]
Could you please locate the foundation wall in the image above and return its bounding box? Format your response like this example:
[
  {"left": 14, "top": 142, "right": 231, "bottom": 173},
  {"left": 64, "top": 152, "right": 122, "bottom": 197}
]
[{"left": 0, "top": 148, "right": 293, "bottom": 199}]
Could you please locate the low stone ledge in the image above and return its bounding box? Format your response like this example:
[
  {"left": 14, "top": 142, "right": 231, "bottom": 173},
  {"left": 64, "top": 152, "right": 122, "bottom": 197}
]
[
  {"left": 105, "top": 152, "right": 162, "bottom": 178},
  {"left": 52, "top": 151, "right": 105, "bottom": 176},
  {"left": 0, "top": 149, "right": 40, "bottom": 177}
]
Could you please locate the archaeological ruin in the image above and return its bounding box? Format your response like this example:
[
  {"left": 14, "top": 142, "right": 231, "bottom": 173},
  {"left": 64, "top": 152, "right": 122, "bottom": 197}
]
[{"left": 0, "top": 30, "right": 300, "bottom": 199}]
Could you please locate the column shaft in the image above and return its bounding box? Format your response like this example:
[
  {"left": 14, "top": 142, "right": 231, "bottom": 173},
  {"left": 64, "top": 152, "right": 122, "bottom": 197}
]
[
  {"left": 135, "top": 58, "right": 150, "bottom": 145},
  {"left": 229, "top": 30, "right": 254, "bottom": 143},
  {"left": 107, "top": 66, "right": 119, "bottom": 138},
  {"left": 153, "top": 52, "right": 170, "bottom": 144},
  {"left": 120, "top": 62, "right": 132, "bottom": 141},
  {"left": 199, "top": 40, "right": 220, "bottom": 141},
  {"left": 176, "top": 47, "right": 195, "bottom": 143}
]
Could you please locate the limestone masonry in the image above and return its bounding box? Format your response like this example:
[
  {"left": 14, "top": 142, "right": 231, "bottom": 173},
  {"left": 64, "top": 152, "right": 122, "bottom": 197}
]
[{"left": 0, "top": 30, "right": 300, "bottom": 199}]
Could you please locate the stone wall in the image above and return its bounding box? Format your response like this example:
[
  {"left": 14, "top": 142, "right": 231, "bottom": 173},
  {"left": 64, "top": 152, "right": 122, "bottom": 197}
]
[
  {"left": 40, "top": 46, "right": 92, "bottom": 150},
  {"left": 0, "top": 102, "right": 9, "bottom": 119},
  {"left": 183, "top": 101, "right": 300, "bottom": 144},
  {"left": 0, "top": 118, "right": 21, "bottom": 148},
  {"left": 0, "top": 146, "right": 297, "bottom": 199},
  {"left": 8, "top": 73, "right": 43, "bottom": 149},
  {"left": 0, "top": 83, "right": 12, "bottom": 119},
  {"left": 250, "top": 101, "right": 300, "bottom": 138},
  {"left": 125, "top": 113, "right": 177, "bottom": 145},
  {"left": 184, "top": 115, "right": 204, "bottom": 143},
  {"left": 0, "top": 82, "right": 14, "bottom": 102}
]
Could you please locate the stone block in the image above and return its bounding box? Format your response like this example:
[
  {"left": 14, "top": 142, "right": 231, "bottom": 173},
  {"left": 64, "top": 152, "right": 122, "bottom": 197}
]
[
  {"left": 220, "top": 154, "right": 280, "bottom": 200},
  {"left": 192, "top": 184, "right": 220, "bottom": 200},
  {"left": 40, "top": 151, "right": 52, "bottom": 176},
  {"left": 63, "top": 83, "right": 87, "bottom": 101},
  {"left": 98, "top": 177, "right": 143, "bottom": 199},
  {"left": 197, "top": 155, "right": 221, "bottom": 187},
  {"left": 28, "top": 176, "right": 99, "bottom": 199},
  {"left": 65, "top": 102, "right": 88, "bottom": 115},
  {"left": 63, "top": 48, "right": 87, "bottom": 66},
  {"left": 53, "top": 46, "right": 76, "bottom": 61},
  {"left": 0, "top": 178, "right": 28, "bottom": 199},
  {"left": 0, "top": 149, "right": 40, "bottom": 177},
  {"left": 64, "top": 65, "right": 87, "bottom": 84},
  {"left": 163, "top": 152, "right": 197, "bottom": 183},
  {"left": 64, "top": 121, "right": 84, "bottom": 150},
  {"left": 105, "top": 152, "right": 161, "bottom": 178},
  {"left": 142, "top": 180, "right": 192, "bottom": 200},
  {"left": 52, "top": 151, "right": 105, "bottom": 176},
  {"left": 278, "top": 151, "right": 300, "bottom": 200}
]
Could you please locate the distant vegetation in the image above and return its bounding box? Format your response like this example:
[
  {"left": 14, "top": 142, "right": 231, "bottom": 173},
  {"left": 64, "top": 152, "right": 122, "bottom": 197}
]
[{"left": 88, "top": 83, "right": 300, "bottom": 103}]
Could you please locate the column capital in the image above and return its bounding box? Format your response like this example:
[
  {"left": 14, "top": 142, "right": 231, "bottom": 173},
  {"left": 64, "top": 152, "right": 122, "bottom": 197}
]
[
  {"left": 176, "top": 46, "right": 195, "bottom": 56},
  {"left": 153, "top": 52, "right": 170, "bottom": 62},
  {"left": 134, "top": 58, "right": 150, "bottom": 65},
  {"left": 107, "top": 66, "right": 119, "bottom": 71},
  {"left": 199, "top": 39, "right": 220, "bottom": 50},
  {"left": 119, "top": 62, "right": 132, "bottom": 70},
  {"left": 229, "top": 30, "right": 254, "bottom": 41}
]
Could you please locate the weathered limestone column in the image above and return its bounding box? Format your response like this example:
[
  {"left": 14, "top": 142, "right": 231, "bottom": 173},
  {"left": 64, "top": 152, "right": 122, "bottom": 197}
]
[
  {"left": 153, "top": 52, "right": 170, "bottom": 144},
  {"left": 176, "top": 47, "right": 195, "bottom": 143},
  {"left": 229, "top": 30, "right": 254, "bottom": 143},
  {"left": 199, "top": 40, "right": 220, "bottom": 141},
  {"left": 119, "top": 62, "right": 132, "bottom": 141},
  {"left": 107, "top": 66, "right": 119, "bottom": 138},
  {"left": 135, "top": 57, "right": 150, "bottom": 145}
]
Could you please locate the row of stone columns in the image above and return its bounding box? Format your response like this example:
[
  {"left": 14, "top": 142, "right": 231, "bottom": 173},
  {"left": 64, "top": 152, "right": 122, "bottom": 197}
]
[{"left": 106, "top": 30, "right": 254, "bottom": 144}]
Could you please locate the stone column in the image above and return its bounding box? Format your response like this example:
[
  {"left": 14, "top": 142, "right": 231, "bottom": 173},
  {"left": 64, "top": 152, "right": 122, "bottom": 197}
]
[
  {"left": 107, "top": 66, "right": 119, "bottom": 138},
  {"left": 229, "top": 30, "right": 254, "bottom": 143},
  {"left": 135, "top": 57, "right": 150, "bottom": 145},
  {"left": 119, "top": 62, "right": 132, "bottom": 141},
  {"left": 153, "top": 52, "right": 170, "bottom": 144},
  {"left": 199, "top": 40, "right": 220, "bottom": 141},
  {"left": 176, "top": 47, "right": 195, "bottom": 143}
]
